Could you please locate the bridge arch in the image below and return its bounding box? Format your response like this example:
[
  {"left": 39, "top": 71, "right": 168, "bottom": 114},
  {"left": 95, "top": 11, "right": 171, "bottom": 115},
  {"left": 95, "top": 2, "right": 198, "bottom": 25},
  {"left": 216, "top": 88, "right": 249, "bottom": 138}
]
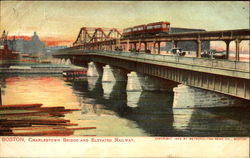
[
  {"left": 89, "top": 28, "right": 108, "bottom": 43},
  {"left": 73, "top": 27, "right": 92, "bottom": 47},
  {"left": 107, "top": 28, "right": 122, "bottom": 39}
]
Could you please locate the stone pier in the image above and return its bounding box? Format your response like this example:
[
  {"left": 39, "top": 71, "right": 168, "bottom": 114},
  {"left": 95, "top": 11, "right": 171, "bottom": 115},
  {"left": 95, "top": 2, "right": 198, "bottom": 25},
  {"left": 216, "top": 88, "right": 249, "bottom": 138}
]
[
  {"left": 102, "top": 65, "right": 127, "bottom": 82},
  {"left": 87, "top": 62, "right": 103, "bottom": 77},
  {"left": 126, "top": 71, "right": 176, "bottom": 91},
  {"left": 65, "top": 58, "right": 72, "bottom": 65},
  {"left": 60, "top": 58, "right": 66, "bottom": 65},
  {"left": 101, "top": 65, "right": 127, "bottom": 99},
  {"left": 173, "top": 84, "right": 246, "bottom": 108}
]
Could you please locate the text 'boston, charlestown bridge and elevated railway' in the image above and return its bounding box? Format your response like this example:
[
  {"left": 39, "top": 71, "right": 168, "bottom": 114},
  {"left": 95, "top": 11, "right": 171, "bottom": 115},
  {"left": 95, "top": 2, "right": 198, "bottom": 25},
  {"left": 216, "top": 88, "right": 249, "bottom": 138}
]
[{"left": 54, "top": 21, "right": 250, "bottom": 108}]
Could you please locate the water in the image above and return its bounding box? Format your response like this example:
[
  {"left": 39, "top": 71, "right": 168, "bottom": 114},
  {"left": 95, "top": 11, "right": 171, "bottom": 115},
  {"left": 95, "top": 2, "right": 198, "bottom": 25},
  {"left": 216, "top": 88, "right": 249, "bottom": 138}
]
[{"left": 1, "top": 74, "right": 249, "bottom": 136}]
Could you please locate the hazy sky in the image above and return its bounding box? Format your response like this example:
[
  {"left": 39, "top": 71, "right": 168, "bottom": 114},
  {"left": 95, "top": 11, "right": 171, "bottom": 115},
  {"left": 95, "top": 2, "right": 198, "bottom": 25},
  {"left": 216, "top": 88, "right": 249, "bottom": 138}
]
[{"left": 1, "top": 1, "right": 249, "bottom": 45}]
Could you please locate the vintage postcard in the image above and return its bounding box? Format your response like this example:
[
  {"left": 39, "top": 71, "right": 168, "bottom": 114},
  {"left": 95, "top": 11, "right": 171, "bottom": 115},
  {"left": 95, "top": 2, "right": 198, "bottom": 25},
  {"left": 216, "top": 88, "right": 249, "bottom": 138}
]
[{"left": 0, "top": 1, "right": 249, "bottom": 157}]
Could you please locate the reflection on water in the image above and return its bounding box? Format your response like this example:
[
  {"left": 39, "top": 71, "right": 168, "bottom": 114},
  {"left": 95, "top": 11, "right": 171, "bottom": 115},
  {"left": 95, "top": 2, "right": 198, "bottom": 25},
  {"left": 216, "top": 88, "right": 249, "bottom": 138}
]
[
  {"left": 87, "top": 77, "right": 99, "bottom": 91},
  {"left": 127, "top": 91, "right": 142, "bottom": 108},
  {"left": 173, "top": 108, "right": 250, "bottom": 136},
  {"left": 1, "top": 74, "right": 249, "bottom": 136}
]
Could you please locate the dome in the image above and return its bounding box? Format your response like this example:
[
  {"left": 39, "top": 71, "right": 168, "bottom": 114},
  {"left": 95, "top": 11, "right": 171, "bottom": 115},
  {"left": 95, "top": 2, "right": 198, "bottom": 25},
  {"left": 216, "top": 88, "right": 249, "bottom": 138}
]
[{"left": 32, "top": 32, "right": 39, "bottom": 41}]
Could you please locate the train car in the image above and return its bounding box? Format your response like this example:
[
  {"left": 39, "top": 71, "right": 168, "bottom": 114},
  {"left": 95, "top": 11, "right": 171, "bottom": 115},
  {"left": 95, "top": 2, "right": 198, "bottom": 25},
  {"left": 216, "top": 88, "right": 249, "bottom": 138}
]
[
  {"left": 122, "top": 21, "right": 171, "bottom": 38},
  {"left": 145, "top": 21, "right": 170, "bottom": 35},
  {"left": 122, "top": 27, "right": 133, "bottom": 38},
  {"left": 131, "top": 24, "right": 146, "bottom": 36}
]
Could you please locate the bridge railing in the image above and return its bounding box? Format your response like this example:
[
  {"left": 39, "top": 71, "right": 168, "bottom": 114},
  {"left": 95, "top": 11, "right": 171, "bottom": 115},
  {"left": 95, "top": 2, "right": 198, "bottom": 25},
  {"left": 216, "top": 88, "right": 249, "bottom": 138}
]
[
  {"left": 117, "top": 51, "right": 247, "bottom": 72},
  {"left": 104, "top": 50, "right": 249, "bottom": 72},
  {"left": 55, "top": 48, "right": 249, "bottom": 73}
]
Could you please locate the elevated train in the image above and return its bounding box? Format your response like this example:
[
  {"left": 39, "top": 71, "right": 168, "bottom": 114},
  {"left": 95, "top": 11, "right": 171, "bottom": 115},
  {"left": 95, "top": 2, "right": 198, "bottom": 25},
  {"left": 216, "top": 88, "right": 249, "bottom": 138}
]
[
  {"left": 122, "top": 21, "right": 171, "bottom": 38},
  {"left": 122, "top": 21, "right": 212, "bottom": 58}
]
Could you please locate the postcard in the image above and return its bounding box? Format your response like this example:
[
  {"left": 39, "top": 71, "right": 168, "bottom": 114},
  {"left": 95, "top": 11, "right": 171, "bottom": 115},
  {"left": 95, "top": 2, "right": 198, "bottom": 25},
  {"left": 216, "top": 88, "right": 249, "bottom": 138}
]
[{"left": 0, "top": 1, "right": 249, "bottom": 157}]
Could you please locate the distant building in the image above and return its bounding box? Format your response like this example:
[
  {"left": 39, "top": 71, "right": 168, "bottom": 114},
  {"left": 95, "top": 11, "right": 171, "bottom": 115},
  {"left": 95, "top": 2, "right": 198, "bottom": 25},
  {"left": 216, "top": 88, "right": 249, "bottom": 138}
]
[{"left": 5, "top": 32, "right": 46, "bottom": 55}]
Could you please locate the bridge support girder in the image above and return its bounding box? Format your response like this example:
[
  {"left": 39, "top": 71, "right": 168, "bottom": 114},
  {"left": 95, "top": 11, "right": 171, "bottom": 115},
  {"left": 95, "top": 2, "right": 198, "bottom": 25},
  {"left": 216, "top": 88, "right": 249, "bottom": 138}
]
[{"left": 173, "top": 84, "right": 247, "bottom": 108}]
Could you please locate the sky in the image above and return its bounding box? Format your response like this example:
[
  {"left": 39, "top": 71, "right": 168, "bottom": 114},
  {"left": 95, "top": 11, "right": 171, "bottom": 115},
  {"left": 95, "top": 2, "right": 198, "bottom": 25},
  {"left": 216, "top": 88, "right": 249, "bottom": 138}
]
[{"left": 0, "top": 1, "right": 249, "bottom": 46}]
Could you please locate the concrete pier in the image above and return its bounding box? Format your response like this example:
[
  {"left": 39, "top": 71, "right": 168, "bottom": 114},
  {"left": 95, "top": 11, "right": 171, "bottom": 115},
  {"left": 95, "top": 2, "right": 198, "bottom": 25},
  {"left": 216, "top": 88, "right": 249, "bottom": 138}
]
[
  {"left": 101, "top": 65, "right": 127, "bottom": 99},
  {"left": 87, "top": 62, "right": 103, "bottom": 77},
  {"left": 173, "top": 84, "right": 245, "bottom": 108},
  {"left": 60, "top": 58, "right": 66, "bottom": 65},
  {"left": 65, "top": 59, "right": 72, "bottom": 65},
  {"left": 102, "top": 65, "right": 127, "bottom": 82},
  {"left": 126, "top": 71, "right": 176, "bottom": 91}
]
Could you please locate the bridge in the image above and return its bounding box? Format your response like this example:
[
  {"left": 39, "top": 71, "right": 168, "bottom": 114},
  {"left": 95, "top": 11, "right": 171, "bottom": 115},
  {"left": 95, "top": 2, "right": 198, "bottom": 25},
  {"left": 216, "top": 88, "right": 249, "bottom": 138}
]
[{"left": 54, "top": 27, "right": 250, "bottom": 108}]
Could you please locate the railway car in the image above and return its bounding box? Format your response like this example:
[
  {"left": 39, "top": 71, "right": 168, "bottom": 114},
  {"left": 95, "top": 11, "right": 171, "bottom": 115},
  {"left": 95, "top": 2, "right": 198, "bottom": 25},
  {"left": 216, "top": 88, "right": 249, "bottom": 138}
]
[
  {"left": 122, "top": 21, "right": 171, "bottom": 38},
  {"left": 131, "top": 24, "right": 146, "bottom": 36},
  {"left": 122, "top": 27, "right": 133, "bottom": 37},
  {"left": 145, "top": 21, "right": 170, "bottom": 35}
]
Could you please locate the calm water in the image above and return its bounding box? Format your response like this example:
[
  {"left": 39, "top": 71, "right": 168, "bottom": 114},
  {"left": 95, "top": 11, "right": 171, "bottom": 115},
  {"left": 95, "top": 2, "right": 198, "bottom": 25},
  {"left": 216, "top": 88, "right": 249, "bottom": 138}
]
[{"left": 1, "top": 74, "right": 249, "bottom": 136}]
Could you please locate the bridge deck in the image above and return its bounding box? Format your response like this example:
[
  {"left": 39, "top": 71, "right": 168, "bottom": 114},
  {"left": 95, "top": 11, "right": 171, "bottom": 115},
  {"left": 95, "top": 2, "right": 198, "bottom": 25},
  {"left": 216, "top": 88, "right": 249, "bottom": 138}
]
[{"left": 55, "top": 49, "right": 249, "bottom": 79}]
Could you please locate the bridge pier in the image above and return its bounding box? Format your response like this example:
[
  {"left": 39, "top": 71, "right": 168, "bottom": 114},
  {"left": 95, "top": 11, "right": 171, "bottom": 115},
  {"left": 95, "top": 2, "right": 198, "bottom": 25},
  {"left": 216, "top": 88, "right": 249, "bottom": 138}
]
[
  {"left": 102, "top": 65, "right": 127, "bottom": 99},
  {"left": 65, "top": 59, "right": 72, "bottom": 65},
  {"left": 173, "top": 84, "right": 246, "bottom": 108},
  {"left": 126, "top": 71, "right": 174, "bottom": 91},
  {"left": 87, "top": 62, "right": 103, "bottom": 77},
  {"left": 60, "top": 58, "right": 66, "bottom": 65},
  {"left": 102, "top": 65, "right": 127, "bottom": 82}
]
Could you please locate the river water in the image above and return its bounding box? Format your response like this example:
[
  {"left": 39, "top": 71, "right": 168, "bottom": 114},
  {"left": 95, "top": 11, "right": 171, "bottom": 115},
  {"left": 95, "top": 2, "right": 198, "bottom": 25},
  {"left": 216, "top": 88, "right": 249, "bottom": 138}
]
[{"left": 1, "top": 74, "right": 249, "bottom": 136}]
